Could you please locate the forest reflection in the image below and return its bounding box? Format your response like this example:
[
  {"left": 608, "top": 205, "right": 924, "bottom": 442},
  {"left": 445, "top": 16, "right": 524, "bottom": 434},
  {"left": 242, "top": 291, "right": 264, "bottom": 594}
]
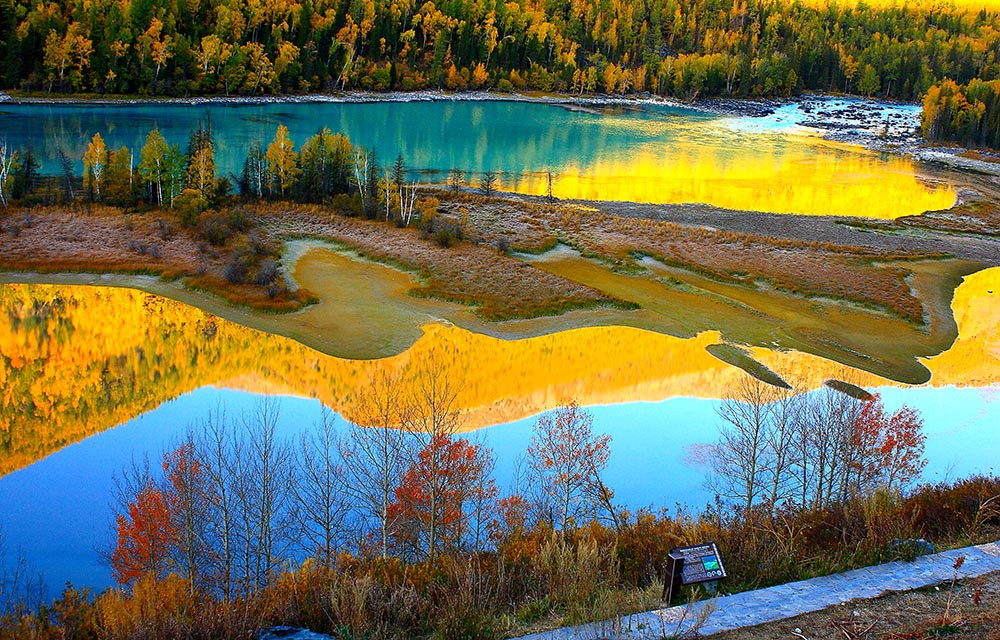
[
  {"left": 2, "top": 267, "right": 996, "bottom": 477},
  {"left": 512, "top": 138, "right": 955, "bottom": 218}
]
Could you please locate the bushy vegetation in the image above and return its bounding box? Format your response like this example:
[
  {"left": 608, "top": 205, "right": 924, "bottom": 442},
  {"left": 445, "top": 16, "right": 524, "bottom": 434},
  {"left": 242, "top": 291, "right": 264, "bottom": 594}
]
[{"left": 1, "top": 373, "right": 997, "bottom": 640}]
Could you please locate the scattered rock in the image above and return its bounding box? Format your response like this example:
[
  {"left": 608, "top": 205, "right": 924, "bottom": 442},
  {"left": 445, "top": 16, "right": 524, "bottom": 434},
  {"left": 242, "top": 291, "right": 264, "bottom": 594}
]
[
  {"left": 893, "top": 538, "right": 935, "bottom": 558},
  {"left": 258, "top": 626, "right": 333, "bottom": 640}
]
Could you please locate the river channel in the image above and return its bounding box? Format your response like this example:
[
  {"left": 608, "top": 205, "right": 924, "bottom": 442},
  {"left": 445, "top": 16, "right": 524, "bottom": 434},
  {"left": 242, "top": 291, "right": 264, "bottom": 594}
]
[{"left": 0, "top": 96, "right": 956, "bottom": 217}]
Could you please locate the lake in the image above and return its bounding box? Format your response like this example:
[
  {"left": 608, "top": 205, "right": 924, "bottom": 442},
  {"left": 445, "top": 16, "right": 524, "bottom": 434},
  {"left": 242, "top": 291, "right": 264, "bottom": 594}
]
[
  {"left": 0, "top": 97, "right": 955, "bottom": 217},
  {"left": 0, "top": 270, "right": 998, "bottom": 590},
  {"left": 0, "top": 96, "right": 994, "bottom": 594}
]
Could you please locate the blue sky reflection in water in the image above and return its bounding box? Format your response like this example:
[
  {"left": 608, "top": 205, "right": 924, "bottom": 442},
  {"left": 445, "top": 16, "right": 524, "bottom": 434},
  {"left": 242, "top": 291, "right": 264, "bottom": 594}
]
[{"left": 0, "top": 383, "right": 997, "bottom": 592}]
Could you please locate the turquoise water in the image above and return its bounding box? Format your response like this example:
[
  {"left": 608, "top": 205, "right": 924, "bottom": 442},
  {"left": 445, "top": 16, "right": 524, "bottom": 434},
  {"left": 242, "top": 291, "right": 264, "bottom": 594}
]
[
  {"left": 0, "top": 99, "right": 708, "bottom": 180},
  {"left": 0, "top": 384, "right": 996, "bottom": 590},
  {"left": 0, "top": 98, "right": 956, "bottom": 216}
]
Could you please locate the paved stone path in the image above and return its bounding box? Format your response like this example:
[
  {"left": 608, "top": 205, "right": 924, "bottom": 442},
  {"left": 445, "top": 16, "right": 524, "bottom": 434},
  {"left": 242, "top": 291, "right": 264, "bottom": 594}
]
[{"left": 516, "top": 540, "right": 1000, "bottom": 639}]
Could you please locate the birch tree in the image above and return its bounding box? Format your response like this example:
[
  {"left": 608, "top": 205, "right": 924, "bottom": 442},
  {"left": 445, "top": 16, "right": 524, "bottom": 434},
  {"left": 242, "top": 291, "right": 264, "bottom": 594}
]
[
  {"left": 239, "top": 399, "right": 293, "bottom": 593},
  {"left": 399, "top": 181, "right": 418, "bottom": 226},
  {"left": 162, "top": 436, "right": 212, "bottom": 594},
  {"left": 527, "top": 402, "right": 611, "bottom": 532},
  {"left": 82, "top": 132, "right": 106, "bottom": 200},
  {"left": 0, "top": 142, "right": 15, "bottom": 208},
  {"left": 340, "top": 369, "right": 413, "bottom": 559},
  {"left": 185, "top": 125, "right": 216, "bottom": 198},
  {"left": 265, "top": 124, "right": 298, "bottom": 198},
  {"left": 197, "top": 407, "right": 239, "bottom": 600},
  {"left": 380, "top": 168, "right": 393, "bottom": 221},
  {"left": 709, "top": 375, "right": 777, "bottom": 513},
  {"left": 139, "top": 129, "right": 169, "bottom": 206},
  {"left": 353, "top": 148, "right": 370, "bottom": 210},
  {"left": 293, "top": 408, "right": 350, "bottom": 568}
]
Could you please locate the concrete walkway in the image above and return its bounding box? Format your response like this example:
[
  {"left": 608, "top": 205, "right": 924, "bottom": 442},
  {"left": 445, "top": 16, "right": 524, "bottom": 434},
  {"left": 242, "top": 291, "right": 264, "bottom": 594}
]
[{"left": 516, "top": 540, "right": 1000, "bottom": 639}]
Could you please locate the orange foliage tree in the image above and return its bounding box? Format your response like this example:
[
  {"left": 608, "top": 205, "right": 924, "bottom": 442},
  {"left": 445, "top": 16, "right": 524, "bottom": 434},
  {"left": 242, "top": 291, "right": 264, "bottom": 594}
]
[
  {"left": 110, "top": 441, "right": 212, "bottom": 590},
  {"left": 388, "top": 434, "right": 496, "bottom": 559},
  {"left": 851, "top": 393, "right": 926, "bottom": 494},
  {"left": 162, "top": 441, "right": 212, "bottom": 591},
  {"left": 110, "top": 483, "right": 177, "bottom": 587}
]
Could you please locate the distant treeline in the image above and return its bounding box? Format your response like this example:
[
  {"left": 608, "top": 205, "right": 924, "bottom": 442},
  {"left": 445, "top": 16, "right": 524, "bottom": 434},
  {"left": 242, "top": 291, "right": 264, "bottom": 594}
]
[
  {"left": 2, "top": 0, "right": 1000, "bottom": 101},
  {"left": 922, "top": 77, "right": 1000, "bottom": 149}
]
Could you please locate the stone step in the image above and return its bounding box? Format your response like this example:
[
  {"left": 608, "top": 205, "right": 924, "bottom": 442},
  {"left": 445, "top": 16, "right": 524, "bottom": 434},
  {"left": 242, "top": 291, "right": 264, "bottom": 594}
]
[{"left": 514, "top": 539, "right": 1000, "bottom": 639}]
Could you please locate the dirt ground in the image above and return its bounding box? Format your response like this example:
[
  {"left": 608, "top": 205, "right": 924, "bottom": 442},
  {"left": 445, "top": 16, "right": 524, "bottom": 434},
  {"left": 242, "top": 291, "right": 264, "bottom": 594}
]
[{"left": 709, "top": 571, "right": 1000, "bottom": 639}]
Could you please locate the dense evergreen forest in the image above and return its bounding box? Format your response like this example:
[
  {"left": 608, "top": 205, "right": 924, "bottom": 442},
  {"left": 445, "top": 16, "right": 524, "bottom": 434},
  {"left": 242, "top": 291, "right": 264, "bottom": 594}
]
[{"left": 2, "top": 0, "right": 1000, "bottom": 101}]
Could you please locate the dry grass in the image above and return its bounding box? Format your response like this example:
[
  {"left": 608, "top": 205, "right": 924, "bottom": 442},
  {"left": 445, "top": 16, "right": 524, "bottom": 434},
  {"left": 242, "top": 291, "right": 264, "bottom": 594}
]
[
  {"left": 0, "top": 207, "right": 198, "bottom": 272},
  {"left": 527, "top": 202, "right": 942, "bottom": 323},
  {"left": 899, "top": 200, "right": 1000, "bottom": 237},
  {"left": 0, "top": 206, "right": 314, "bottom": 312},
  {"left": 258, "top": 203, "right": 622, "bottom": 320},
  {"left": 0, "top": 192, "right": 975, "bottom": 328},
  {"left": 437, "top": 194, "right": 560, "bottom": 253}
]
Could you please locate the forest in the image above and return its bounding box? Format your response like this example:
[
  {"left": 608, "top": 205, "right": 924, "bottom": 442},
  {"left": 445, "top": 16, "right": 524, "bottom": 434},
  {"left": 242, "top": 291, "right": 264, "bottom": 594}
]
[
  {"left": 2, "top": 0, "right": 1000, "bottom": 102},
  {"left": 922, "top": 76, "right": 1000, "bottom": 148}
]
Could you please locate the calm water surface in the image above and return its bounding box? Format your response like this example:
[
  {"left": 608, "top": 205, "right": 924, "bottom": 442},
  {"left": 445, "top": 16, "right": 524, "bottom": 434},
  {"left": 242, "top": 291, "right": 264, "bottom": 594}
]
[
  {"left": 0, "top": 97, "right": 990, "bottom": 592},
  {"left": 0, "top": 385, "right": 996, "bottom": 590},
  {"left": 0, "top": 279, "right": 997, "bottom": 591},
  {"left": 0, "top": 98, "right": 955, "bottom": 216}
]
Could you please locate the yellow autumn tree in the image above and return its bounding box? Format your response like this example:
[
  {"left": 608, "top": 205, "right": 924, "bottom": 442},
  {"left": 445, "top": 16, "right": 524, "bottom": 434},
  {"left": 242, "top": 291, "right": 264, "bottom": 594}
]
[
  {"left": 471, "top": 62, "right": 488, "bottom": 88},
  {"left": 82, "top": 132, "right": 107, "bottom": 201},
  {"left": 265, "top": 124, "right": 299, "bottom": 198},
  {"left": 444, "top": 62, "right": 466, "bottom": 90},
  {"left": 184, "top": 126, "right": 215, "bottom": 199}
]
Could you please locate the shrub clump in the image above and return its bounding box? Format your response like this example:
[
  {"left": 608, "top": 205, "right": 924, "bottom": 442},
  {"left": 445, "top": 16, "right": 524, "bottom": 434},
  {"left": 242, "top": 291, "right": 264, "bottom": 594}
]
[
  {"left": 419, "top": 211, "right": 466, "bottom": 248},
  {"left": 223, "top": 231, "right": 284, "bottom": 297}
]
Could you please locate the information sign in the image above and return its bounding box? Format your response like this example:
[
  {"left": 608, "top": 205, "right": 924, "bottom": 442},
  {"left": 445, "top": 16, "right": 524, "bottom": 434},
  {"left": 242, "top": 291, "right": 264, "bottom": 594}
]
[{"left": 662, "top": 542, "right": 726, "bottom": 604}]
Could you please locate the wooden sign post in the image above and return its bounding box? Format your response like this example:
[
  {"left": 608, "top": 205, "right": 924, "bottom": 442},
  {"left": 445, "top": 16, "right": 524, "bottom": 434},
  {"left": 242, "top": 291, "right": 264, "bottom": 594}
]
[{"left": 662, "top": 542, "right": 726, "bottom": 604}]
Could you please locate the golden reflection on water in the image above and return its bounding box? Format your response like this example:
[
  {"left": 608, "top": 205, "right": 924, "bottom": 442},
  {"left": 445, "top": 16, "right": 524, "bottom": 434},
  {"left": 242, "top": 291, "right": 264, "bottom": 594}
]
[
  {"left": 1, "top": 267, "right": 996, "bottom": 474},
  {"left": 513, "top": 133, "right": 955, "bottom": 218},
  {"left": 920, "top": 267, "right": 1000, "bottom": 386}
]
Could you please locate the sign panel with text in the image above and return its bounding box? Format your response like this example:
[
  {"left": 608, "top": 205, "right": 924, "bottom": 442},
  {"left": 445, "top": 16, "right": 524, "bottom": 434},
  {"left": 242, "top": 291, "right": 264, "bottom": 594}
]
[{"left": 662, "top": 542, "right": 726, "bottom": 603}]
